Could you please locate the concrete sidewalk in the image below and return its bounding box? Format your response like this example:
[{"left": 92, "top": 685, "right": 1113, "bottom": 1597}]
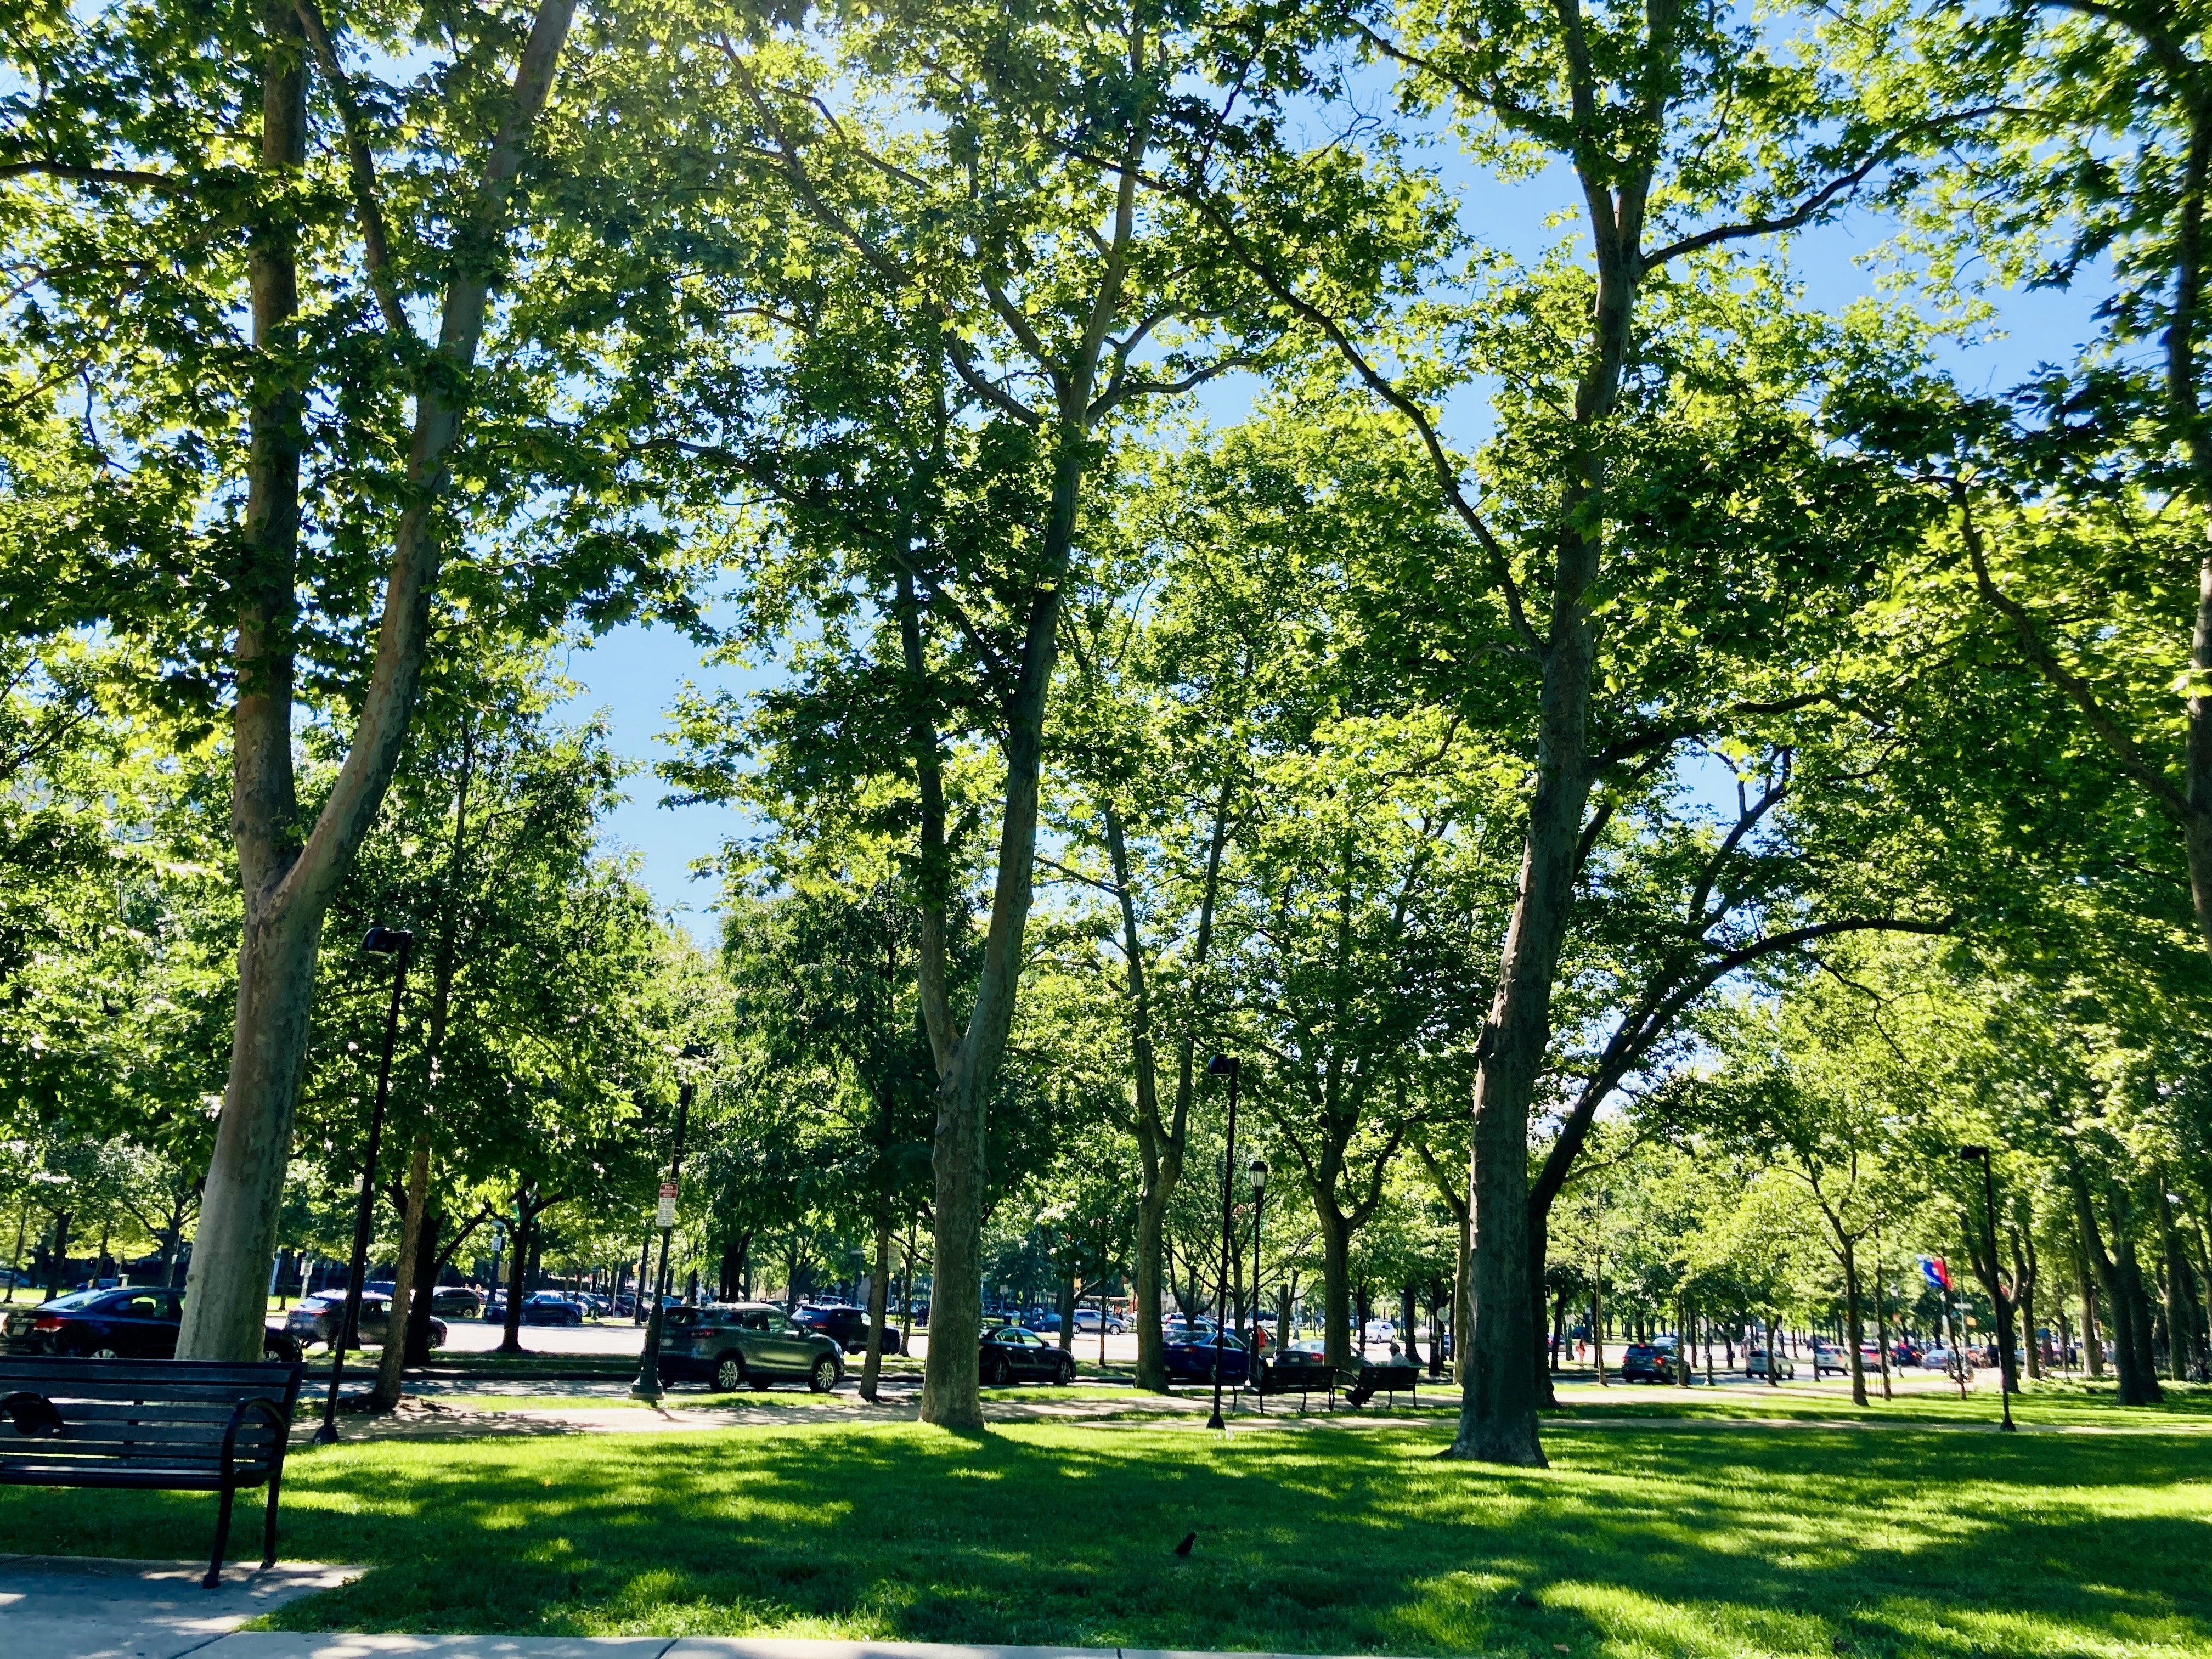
[
  {"left": 0, "top": 1554, "right": 359, "bottom": 1659},
  {"left": 0, "top": 1558, "right": 1373, "bottom": 1659}
]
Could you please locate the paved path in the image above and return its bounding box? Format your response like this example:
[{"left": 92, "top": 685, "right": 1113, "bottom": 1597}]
[
  {"left": 0, "top": 1556, "right": 1389, "bottom": 1659},
  {"left": 0, "top": 1554, "right": 358, "bottom": 1659}
]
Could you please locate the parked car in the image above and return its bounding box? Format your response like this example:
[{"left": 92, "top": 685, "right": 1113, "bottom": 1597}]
[
  {"left": 4, "top": 1286, "right": 298, "bottom": 1362},
  {"left": 426, "top": 1285, "right": 484, "bottom": 1320},
  {"left": 794, "top": 1304, "right": 903, "bottom": 1355},
  {"left": 574, "top": 1293, "right": 611, "bottom": 1318},
  {"left": 1891, "top": 1341, "right": 1923, "bottom": 1367},
  {"left": 657, "top": 1301, "right": 845, "bottom": 1393},
  {"left": 1858, "top": 1345, "right": 1884, "bottom": 1371},
  {"left": 1813, "top": 1343, "right": 1848, "bottom": 1376},
  {"left": 1073, "top": 1307, "right": 1127, "bottom": 1334},
  {"left": 285, "top": 1290, "right": 448, "bottom": 1351},
  {"left": 1745, "top": 1346, "right": 1796, "bottom": 1379},
  {"left": 482, "top": 1291, "right": 507, "bottom": 1321},
  {"left": 520, "top": 1293, "right": 585, "bottom": 1326},
  {"left": 1163, "top": 1324, "right": 1250, "bottom": 1384},
  {"left": 1360, "top": 1318, "right": 1397, "bottom": 1344},
  {"left": 1620, "top": 1343, "right": 1683, "bottom": 1383},
  {"left": 978, "top": 1324, "right": 1077, "bottom": 1386},
  {"left": 1921, "top": 1343, "right": 1957, "bottom": 1372}
]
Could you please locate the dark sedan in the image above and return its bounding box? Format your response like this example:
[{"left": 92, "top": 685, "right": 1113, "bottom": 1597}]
[
  {"left": 1161, "top": 1323, "right": 1249, "bottom": 1383},
  {"left": 1620, "top": 1343, "right": 1681, "bottom": 1383},
  {"left": 520, "top": 1293, "right": 585, "bottom": 1326},
  {"left": 5, "top": 1286, "right": 296, "bottom": 1361},
  {"left": 978, "top": 1324, "right": 1075, "bottom": 1386},
  {"left": 795, "top": 1304, "right": 902, "bottom": 1356},
  {"left": 658, "top": 1302, "right": 845, "bottom": 1393}
]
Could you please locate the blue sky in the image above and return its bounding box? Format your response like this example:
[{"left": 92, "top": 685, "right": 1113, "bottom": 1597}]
[{"left": 558, "top": 173, "right": 2106, "bottom": 947}]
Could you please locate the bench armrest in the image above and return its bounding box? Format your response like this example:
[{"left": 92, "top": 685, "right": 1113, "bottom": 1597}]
[{"left": 219, "top": 1395, "right": 287, "bottom": 1485}]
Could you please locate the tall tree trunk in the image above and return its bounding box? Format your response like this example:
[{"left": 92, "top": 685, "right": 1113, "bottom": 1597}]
[
  {"left": 2112, "top": 1209, "right": 2163, "bottom": 1398},
  {"left": 1118, "top": 781, "right": 1228, "bottom": 1395},
  {"left": 2157, "top": 1183, "right": 2200, "bottom": 1381},
  {"left": 2073, "top": 1167, "right": 2156, "bottom": 1403},
  {"left": 179, "top": 0, "right": 577, "bottom": 1359},
  {"left": 403, "top": 1206, "right": 446, "bottom": 1365},
  {"left": 860, "top": 1211, "right": 893, "bottom": 1403},
  {"left": 1319, "top": 1205, "right": 1353, "bottom": 1372},
  {"left": 917, "top": 425, "right": 1085, "bottom": 1430},
  {"left": 179, "top": 1, "right": 310, "bottom": 1363},
  {"left": 500, "top": 1203, "right": 532, "bottom": 1356},
  {"left": 373, "top": 1136, "right": 432, "bottom": 1408},
  {"left": 2076, "top": 1234, "right": 2105, "bottom": 1378},
  {"left": 1842, "top": 1237, "right": 1868, "bottom": 1408},
  {"left": 2011, "top": 1227, "right": 2041, "bottom": 1382}
]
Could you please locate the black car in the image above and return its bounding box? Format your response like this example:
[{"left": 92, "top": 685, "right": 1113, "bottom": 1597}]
[
  {"left": 4, "top": 1286, "right": 296, "bottom": 1361},
  {"left": 284, "top": 1290, "right": 449, "bottom": 1350},
  {"left": 657, "top": 1302, "right": 845, "bottom": 1393},
  {"left": 794, "top": 1304, "right": 903, "bottom": 1356},
  {"left": 1161, "top": 1323, "right": 1250, "bottom": 1383},
  {"left": 978, "top": 1324, "right": 1076, "bottom": 1386},
  {"left": 426, "top": 1285, "right": 484, "bottom": 1319},
  {"left": 1620, "top": 1343, "right": 1681, "bottom": 1383},
  {"left": 520, "top": 1293, "right": 585, "bottom": 1326}
]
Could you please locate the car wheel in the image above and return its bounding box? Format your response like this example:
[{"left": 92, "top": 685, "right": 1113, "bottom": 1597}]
[
  {"left": 715, "top": 1353, "right": 746, "bottom": 1393},
  {"left": 809, "top": 1355, "right": 839, "bottom": 1393},
  {"left": 430, "top": 1321, "right": 448, "bottom": 1348},
  {"left": 1056, "top": 1358, "right": 1073, "bottom": 1386},
  {"left": 985, "top": 1353, "right": 1011, "bottom": 1386},
  {"left": 84, "top": 1345, "right": 120, "bottom": 1359}
]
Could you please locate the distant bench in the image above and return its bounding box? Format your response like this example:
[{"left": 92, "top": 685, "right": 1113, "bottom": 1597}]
[
  {"left": 1244, "top": 1356, "right": 1338, "bottom": 1414},
  {"left": 0, "top": 1356, "right": 303, "bottom": 1587},
  {"left": 1338, "top": 1361, "right": 1421, "bottom": 1408}
]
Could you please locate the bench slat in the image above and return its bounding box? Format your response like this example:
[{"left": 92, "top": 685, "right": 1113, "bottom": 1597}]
[{"left": 14, "top": 1401, "right": 281, "bottom": 1425}]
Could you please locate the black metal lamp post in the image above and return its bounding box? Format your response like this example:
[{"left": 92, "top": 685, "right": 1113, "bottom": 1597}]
[
  {"left": 1959, "top": 1144, "right": 2017, "bottom": 1432},
  {"left": 633, "top": 1047, "right": 707, "bottom": 1403},
  {"left": 1249, "top": 1158, "right": 1267, "bottom": 1356},
  {"left": 1205, "top": 1054, "right": 1239, "bottom": 1430},
  {"left": 314, "top": 926, "right": 412, "bottom": 1446}
]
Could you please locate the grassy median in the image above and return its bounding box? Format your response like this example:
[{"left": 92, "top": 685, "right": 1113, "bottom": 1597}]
[{"left": 2, "top": 1392, "right": 2208, "bottom": 1656}]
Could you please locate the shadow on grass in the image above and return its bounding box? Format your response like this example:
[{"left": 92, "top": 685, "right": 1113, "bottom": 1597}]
[{"left": 0, "top": 1415, "right": 2205, "bottom": 1657}]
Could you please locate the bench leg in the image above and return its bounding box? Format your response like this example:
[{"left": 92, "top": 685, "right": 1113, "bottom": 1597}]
[
  {"left": 262, "top": 1466, "right": 284, "bottom": 1568},
  {"left": 205, "top": 1481, "right": 235, "bottom": 1590}
]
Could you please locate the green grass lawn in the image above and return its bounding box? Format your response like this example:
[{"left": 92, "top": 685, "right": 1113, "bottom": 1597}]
[{"left": 3, "top": 1401, "right": 2207, "bottom": 1657}]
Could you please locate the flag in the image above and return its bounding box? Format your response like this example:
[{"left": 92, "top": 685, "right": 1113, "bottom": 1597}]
[{"left": 1918, "top": 1255, "right": 1950, "bottom": 1292}]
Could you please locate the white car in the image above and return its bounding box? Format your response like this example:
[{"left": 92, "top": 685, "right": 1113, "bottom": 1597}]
[
  {"left": 1746, "top": 1347, "right": 1796, "bottom": 1379},
  {"left": 1921, "top": 1344, "right": 1958, "bottom": 1372},
  {"left": 1360, "top": 1318, "right": 1397, "bottom": 1342}
]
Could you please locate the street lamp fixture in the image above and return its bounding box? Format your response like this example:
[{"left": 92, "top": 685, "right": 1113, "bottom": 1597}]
[
  {"left": 315, "top": 926, "right": 413, "bottom": 1446},
  {"left": 1957, "top": 1144, "right": 2016, "bottom": 1433},
  {"left": 633, "top": 1043, "right": 710, "bottom": 1403},
  {"left": 1205, "top": 1054, "right": 1240, "bottom": 1431}
]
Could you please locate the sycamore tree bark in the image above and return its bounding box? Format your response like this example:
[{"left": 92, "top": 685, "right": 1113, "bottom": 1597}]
[
  {"left": 371, "top": 1135, "right": 430, "bottom": 1408},
  {"left": 1104, "top": 783, "right": 1230, "bottom": 1393},
  {"left": 179, "top": 0, "right": 578, "bottom": 1361}
]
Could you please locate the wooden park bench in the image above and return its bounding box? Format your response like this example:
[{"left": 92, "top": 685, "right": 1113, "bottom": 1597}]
[
  {"left": 1336, "top": 1360, "right": 1421, "bottom": 1408},
  {"left": 1242, "top": 1355, "right": 1338, "bottom": 1414},
  {"left": 0, "top": 1356, "right": 303, "bottom": 1588}
]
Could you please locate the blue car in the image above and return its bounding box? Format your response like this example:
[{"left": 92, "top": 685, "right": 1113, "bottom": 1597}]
[{"left": 1162, "top": 1322, "right": 1249, "bottom": 1383}]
